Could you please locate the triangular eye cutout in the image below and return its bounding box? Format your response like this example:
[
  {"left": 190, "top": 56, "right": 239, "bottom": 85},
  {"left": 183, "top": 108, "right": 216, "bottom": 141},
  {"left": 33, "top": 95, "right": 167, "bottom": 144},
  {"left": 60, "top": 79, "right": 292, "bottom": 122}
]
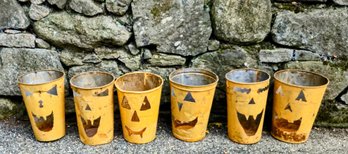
[
  {"left": 85, "top": 104, "right": 91, "bottom": 111},
  {"left": 296, "top": 90, "right": 307, "bottom": 102},
  {"left": 257, "top": 85, "right": 269, "bottom": 93},
  {"left": 171, "top": 88, "right": 176, "bottom": 97},
  {"left": 248, "top": 98, "right": 256, "bottom": 104},
  {"left": 178, "top": 102, "right": 183, "bottom": 111},
  {"left": 184, "top": 92, "right": 195, "bottom": 102},
  {"left": 47, "top": 85, "right": 58, "bottom": 96},
  {"left": 140, "top": 96, "right": 151, "bottom": 111},
  {"left": 95, "top": 89, "right": 108, "bottom": 97},
  {"left": 285, "top": 103, "right": 292, "bottom": 112},
  {"left": 25, "top": 90, "right": 33, "bottom": 96},
  {"left": 276, "top": 86, "right": 283, "bottom": 96},
  {"left": 121, "top": 96, "right": 131, "bottom": 110},
  {"left": 73, "top": 90, "right": 80, "bottom": 97}
]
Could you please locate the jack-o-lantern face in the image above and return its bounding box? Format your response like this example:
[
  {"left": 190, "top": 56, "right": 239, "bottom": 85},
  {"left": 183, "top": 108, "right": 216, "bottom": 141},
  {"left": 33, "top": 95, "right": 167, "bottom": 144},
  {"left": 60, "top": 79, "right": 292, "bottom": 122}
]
[
  {"left": 70, "top": 71, "right": 115, "bottom": 145},
  {"left": 169, "top": 68, "right": 219, "bottom": 142},
  {"left": 172, "top": 91, "right": 200, "bottom": 130},
  {"left": 73, "top": 88, "right": 112, "bottom": 138},
  {"left": 226, "top": 69, "right": 270, "bottom": 144},
  {"left": 274, "top": 87, "right": 306, "bottom": 131},
  {"left": 24, "top": 85, "right": 59, "bottom": 132},
  {"left": 271, "top": 70, "right": 329, "bottom": 143},
  {"left": 18, "top": 70, "right": 65, "bottom": 141},
  {"left": 120, "top": 95, "right": 152, "bottom": 138},
  {"left": 232, "top": 85, "right": 269, "bottom": 136},
  {"left": 115, "top": 72, "right": 163, "bottom": 144}
]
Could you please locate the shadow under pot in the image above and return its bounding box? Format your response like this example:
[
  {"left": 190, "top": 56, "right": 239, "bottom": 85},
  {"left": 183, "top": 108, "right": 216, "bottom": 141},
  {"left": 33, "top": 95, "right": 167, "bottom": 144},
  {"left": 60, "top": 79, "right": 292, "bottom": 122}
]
[
  {"left": 271, "top": 69, "right": 329, "bottom": 143},
  {"left": 70, "top": 71, "right": 115, "bottom": 146},
  {"left": 169, "top": 68, "right": 218, "bottom": 142},
  {"left": 18, "top": 70, "right": 66, "bottom": 142},
  {"left": 115, "top": 72, "right": 163, "bottom": 144}
]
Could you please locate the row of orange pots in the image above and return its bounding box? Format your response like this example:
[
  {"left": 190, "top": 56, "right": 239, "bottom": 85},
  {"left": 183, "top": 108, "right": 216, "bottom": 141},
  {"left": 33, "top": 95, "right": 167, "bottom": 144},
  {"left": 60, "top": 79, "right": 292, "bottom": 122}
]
[{"left": 17, "top": 68, "right": 328, "bottom": 145}]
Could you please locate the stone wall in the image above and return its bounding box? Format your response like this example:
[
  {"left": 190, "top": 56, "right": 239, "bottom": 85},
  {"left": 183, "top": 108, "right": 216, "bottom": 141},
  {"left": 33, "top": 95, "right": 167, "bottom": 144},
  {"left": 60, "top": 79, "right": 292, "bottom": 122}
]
[{"left": 0, "top": 0, "right": 348, "bottom": 126}]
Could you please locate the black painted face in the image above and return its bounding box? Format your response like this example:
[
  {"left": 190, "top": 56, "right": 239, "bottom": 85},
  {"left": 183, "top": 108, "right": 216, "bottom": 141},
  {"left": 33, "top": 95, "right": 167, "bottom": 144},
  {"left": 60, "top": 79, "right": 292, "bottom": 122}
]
[{"left": 233, "top": 84, "right": 269, "bottom": 136}]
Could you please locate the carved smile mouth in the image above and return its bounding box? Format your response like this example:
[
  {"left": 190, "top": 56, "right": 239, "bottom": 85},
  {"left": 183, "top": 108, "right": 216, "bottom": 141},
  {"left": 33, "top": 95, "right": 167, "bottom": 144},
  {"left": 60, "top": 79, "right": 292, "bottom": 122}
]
[
  {"left": 174, "top": 117, "right": 198, "bottom": 129},
  {"left": 274, "top": 117, "right": 302, "bottom": 132},
  {"left": 125, "top": 126, "right": 146, "bottom": 138},
  {"left": 237, "top": 110, "right": 263, "bottom": 136},
  {"left": 81, "top": 116, "right": 101, "bottom": 137},
  {"left": 32, "top": 112, "right": 54, "bottom": 132}
]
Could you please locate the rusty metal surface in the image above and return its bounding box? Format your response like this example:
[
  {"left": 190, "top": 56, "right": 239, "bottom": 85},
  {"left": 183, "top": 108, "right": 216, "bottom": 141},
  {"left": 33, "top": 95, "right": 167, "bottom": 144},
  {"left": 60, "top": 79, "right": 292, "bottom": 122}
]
[
  {"left": 272, "top": 69, "right": 329, "bottom": 143},
  {"left": 169, "top": 68, "right": 218, "bottom": 142},
  {"left": 18, "top": 70, "right": 65, "bottom": 141},
  {"left": 225, "top": 69, "right": 270, "bottom": 144},
  {"left": 70, "top": 71, "right": 115, "bottom": 145},
  {"left": 115, "top": 72, "right": 163, "bottom": 144}
]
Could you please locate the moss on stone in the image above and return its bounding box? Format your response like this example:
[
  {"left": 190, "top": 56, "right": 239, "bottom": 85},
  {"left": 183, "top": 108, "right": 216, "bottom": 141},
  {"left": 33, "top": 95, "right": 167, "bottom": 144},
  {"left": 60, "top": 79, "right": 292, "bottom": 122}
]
[
  {"left": 273, "top": 3, "right": 306, "bottom": 13},
  {"left": 315, "top": 100, "right": 348, "bottom": 128},
  {"left": 150, "top": 0, "right": 173, "bottom": 21},
  {"left": 327, "top": 58, "right": 348, "bottom": 71},
  {"left": 273, "top": 2, "right": 330, "bottom": 13},
  {"left": 0, "top": 97, "right": 25, "bottom": 120}
]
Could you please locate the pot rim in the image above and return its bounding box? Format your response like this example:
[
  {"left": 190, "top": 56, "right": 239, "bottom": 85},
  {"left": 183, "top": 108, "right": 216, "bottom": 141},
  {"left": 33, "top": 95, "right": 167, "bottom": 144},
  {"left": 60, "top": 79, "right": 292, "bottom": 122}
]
[
  {"left": 115, "top": 71, "right": 164, "bottom": 94},
  {"left": 273, "top": 69, "right": 329, "bottom": 89},
  {"left": 70, "top": 71, "right": 116, "bottom": 90},
  {"left": 225, "top": 68, "right": 270, "bottom": 85},
  {"left": 169, "top": 68, "right": 219, "bottom": 88},
  {"left": 18, "top": 69, "right": 65, "bottom": 86}
]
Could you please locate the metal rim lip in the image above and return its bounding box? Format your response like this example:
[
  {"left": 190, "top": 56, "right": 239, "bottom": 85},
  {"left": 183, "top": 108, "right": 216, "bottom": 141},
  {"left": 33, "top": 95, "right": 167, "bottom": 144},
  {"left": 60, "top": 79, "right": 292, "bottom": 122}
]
[
  {"left": 18, "top": 69, "right": 65, "bottom": 86},
  {"left": 273, "top": 69, "right": 329, "bottom": 89},
  {"left": 115, "top": 71, "right": 164, "bottom": 94},
  {"left": 169, "top": 68, "right": 219, "bottom": 88},
  {"left": 225, "top": 68, "right": 270, "bottom": 85},
  {"left": 70, "top": 71, "right": 116, "bottom": 90}
]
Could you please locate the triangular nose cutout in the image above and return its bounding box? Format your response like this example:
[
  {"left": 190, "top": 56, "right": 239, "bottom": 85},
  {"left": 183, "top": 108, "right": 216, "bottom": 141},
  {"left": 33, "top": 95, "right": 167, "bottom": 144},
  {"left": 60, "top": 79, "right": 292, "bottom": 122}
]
[
  {"left": 131, "top": 111, "right": 140, "bottom": 122},
  {"left": 85, "top": 104, "right": 91, "bottom": 111},
  {"left": 249, "top": 98, "right": 256, "bottom": 104},
  {"left": 178, "top": 102, "right": 183, "bottom": 111},
  {"left": 285, "top": 103, "right": 292, "bottom": 112}
]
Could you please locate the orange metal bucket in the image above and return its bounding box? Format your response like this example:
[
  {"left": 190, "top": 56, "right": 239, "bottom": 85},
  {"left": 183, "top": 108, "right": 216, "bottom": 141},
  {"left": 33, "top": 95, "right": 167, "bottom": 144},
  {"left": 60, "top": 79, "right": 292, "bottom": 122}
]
[
  {"left": 18, "top": 70, "right": 66, "bottom": 141},
  {"left": 225, "top": 69, "right": 270, "bottom": 144},
  {"left": 115, "top": 72, "right": 163, "bottom": 144},
  {"left": 70, "top": 71, "right": 115, "bottom": 145},
  {"left": 271, "top": 69, "right": 329, "bottom": 143},
  {"left": 169, "top": 68, "right": 218, "bottom": 142}
]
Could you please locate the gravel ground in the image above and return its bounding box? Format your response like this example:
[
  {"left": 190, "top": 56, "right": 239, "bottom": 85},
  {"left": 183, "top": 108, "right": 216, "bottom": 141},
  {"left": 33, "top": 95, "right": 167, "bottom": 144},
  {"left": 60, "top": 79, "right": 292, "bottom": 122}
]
[{"left": 0, "top": 115, "right": 347, "bottom": 154}]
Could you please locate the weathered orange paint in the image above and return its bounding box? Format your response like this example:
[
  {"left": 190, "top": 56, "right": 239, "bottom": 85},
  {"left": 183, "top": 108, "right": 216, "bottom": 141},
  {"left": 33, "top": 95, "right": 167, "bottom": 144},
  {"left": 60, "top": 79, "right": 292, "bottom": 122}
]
[
  {"left": 271, "top": 69, "right": 329, "bottom": 143},
  {"left": 115, "top": 72, "right": 163, "bottom": 144},
  {"left": 70, "top": 71, "right": 115, "bottom": 145},
  {"left": 169, "top": 68, "right": 218, "bottom": 142},
  {"left": 18, "top": 70, "right": 65, "bottom": 141},
  {"left": 226, "top": 69, "right": 270, "bottom": 144}
]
